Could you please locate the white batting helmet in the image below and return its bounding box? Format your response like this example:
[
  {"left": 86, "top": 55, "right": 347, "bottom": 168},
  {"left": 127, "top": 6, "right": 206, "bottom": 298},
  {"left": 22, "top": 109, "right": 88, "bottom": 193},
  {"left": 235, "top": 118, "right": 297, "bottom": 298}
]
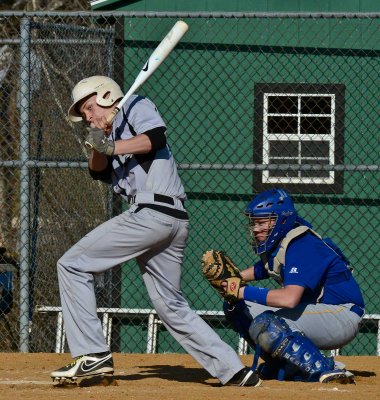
[{"left": 68, "top": 75, "right": 124, "bottom": 122}]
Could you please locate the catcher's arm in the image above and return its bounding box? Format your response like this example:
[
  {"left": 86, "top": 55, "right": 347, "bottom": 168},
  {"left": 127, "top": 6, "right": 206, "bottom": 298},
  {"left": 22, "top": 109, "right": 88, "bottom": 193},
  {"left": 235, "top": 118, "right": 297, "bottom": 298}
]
[
  {"left": 240, "top": 267, "right": 255, "bottom": 282},
  {"left": 201, "top": 250, "right": 246, "bottom": 304}
]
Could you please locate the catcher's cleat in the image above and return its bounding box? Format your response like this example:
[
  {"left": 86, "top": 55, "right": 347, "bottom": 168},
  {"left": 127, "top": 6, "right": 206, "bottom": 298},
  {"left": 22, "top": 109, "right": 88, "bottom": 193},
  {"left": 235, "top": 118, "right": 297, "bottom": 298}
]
[
  {"left": 51, "top": 351, "right": 114, "bottom": 383},
  {"left": 226, "top": 367, "right": 262, "bottom": 387},
  {"left": 319, "top": 369, "right": 355, "bottom": 384}
]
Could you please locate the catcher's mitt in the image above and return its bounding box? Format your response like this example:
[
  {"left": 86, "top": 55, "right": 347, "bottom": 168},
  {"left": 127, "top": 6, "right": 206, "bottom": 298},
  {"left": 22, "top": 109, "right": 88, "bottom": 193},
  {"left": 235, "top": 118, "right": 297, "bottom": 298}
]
[{"left": 201, "top": 250, "right": 246, "bottom": 304}]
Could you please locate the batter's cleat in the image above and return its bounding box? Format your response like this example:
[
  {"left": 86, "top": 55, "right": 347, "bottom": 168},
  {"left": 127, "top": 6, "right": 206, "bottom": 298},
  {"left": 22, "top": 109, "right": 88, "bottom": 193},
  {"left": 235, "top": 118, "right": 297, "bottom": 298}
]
[
  {"left": 319, "top": 369, "right": 355, "bottom": 384},
  {"left": 226, "top": 367, "right": 262, "bottom": 387},
  {"left": 51, "top": 351, "right": 114, "bottom": 385}
]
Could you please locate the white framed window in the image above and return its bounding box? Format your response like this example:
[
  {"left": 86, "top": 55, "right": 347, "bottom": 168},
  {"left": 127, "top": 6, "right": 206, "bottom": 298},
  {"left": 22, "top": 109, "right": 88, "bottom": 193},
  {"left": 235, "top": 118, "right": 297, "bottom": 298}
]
[
  {"left": 263, "top": 92, "right": 335, "bottom": 184},
  {"left": 254, "top": 83, "right": 345, "bottom": 194}
]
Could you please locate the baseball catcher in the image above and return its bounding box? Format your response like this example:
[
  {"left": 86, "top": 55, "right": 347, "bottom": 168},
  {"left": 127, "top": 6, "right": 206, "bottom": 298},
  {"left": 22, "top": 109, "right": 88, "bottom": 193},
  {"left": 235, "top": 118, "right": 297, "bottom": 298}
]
[
  {"left": 201, "top": 250, "right": 246, "bottom": 304},
  {"left": 202, "top": 188, "right": 364, "bottom": 385}
]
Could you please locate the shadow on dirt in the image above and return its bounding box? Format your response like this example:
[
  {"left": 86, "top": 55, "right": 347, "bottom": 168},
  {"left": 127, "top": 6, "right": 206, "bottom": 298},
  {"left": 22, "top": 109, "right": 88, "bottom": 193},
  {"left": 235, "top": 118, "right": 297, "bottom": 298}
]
[
  {"left": 113, "top": 365, "right": 377, "bottom": 385},
  {"left": 114, "top": 364, "right": 220, "bottom": 386},
  {"left": 350, "top": 370, "right": 376, "bottom": 378}
]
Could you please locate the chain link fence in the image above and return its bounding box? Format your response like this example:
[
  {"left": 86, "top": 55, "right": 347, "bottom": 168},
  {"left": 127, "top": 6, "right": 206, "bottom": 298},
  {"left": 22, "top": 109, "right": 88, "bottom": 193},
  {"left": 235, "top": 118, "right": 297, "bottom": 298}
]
[{"left": 0, "top": 11, "right": 379, "bottom": 355}]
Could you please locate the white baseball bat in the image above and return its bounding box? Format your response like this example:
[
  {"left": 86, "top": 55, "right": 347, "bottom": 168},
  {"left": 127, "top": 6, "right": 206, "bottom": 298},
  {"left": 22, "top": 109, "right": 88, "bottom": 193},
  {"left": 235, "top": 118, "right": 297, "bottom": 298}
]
[
  {"left": 108, "top": 20, "right": 189, "bottom": 124},
  {"left": 85, "top": 20, "right": 188, "bottom": 149}
]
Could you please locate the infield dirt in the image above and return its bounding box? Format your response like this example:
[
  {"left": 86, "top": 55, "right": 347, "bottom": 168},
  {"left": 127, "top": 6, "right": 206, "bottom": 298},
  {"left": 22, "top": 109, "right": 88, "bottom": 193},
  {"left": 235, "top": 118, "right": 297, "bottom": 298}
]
[{"left": 0, "top": 354, "right": 378, "bottom": 400}]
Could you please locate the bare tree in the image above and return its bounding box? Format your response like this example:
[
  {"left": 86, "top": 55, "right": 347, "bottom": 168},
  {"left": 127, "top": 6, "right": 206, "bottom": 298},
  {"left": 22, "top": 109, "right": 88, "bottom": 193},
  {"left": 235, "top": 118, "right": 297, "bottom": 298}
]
[{"left": 0, "top": 0, "right": 90, "bottom": 11}]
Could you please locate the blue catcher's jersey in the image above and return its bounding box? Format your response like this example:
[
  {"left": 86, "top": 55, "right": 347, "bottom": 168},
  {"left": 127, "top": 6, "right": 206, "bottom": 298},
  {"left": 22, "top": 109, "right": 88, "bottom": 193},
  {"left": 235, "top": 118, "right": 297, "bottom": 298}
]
[{"left": 254, "top": 232, "right": 364, "bottom": 307}]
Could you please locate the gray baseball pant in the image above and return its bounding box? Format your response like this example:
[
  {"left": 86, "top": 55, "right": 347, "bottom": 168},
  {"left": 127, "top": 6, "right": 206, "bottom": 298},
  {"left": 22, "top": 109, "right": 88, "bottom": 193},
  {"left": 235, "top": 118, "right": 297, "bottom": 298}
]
[
  {"left": 57, "top": 206, "right": 244, "bottom": 384},
  {"left": 244, "top": 301, "right": 362, "bottom": 349}
]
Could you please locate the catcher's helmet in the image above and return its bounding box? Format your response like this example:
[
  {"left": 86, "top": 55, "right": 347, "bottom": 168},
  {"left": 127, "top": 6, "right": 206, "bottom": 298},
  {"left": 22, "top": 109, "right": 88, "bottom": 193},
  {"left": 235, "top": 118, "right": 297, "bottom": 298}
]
[
  {"left": 68, "top": 75, "right": 123, "bottom": 122},
  {"left": 245, "top": 188, "right": 297, "bottom": 254}
]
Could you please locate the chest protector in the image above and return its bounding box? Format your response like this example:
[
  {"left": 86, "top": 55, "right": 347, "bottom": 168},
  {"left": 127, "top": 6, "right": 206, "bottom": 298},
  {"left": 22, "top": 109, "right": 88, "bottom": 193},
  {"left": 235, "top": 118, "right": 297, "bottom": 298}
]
[{"left": 260, "top": 226, "right": 322, "bottom": 285}]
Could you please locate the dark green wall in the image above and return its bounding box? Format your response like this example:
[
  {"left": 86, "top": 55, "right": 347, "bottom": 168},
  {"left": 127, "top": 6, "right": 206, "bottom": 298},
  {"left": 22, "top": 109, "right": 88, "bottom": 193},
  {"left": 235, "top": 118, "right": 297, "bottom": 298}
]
[
  {"left": 93, "top": 0, "right": 380, "bottom": 12},
  {"left": 113, "top": 15, "right": 379, "bottom": 354},
  {"left": 88, "top": 0, "right": 380, "bottom": 355}
]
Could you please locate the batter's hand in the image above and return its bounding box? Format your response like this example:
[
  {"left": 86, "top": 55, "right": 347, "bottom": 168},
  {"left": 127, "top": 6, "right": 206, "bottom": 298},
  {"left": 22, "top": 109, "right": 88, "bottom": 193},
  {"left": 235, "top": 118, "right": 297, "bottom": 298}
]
[
  {"left": 85, "top": 127, "right": 115, "bottom": 156},
  {"left": 92, "top": 116, "right": 113, "bottom": 135}
]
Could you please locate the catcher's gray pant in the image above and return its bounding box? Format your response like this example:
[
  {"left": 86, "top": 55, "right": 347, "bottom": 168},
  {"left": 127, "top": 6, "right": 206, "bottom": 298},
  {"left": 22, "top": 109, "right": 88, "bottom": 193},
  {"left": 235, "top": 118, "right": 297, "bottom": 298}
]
[
  {"left": 244, "top": 301, "right": 363, "bottom": 350},
  {"left": 57, "top": 206, "right": 244, "bottom": 384}
]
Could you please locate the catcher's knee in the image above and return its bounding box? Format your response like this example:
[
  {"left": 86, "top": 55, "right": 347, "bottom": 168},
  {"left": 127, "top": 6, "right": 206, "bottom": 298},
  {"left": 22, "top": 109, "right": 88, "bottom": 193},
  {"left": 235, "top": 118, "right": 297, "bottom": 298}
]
[
  {"left": 249, "top": 311, "right": 292, "bottom": 354},
  {"left": 249, "top": 311, "right": 333, "bottom": 381}
]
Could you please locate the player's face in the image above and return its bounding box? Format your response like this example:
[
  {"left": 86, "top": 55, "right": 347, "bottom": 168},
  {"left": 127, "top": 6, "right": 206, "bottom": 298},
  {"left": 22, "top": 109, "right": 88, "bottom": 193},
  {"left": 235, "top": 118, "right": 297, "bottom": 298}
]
[
  {"left": 253, "top": 217, "right": 276, "bottom": 243},
  {"left": 78, "top": 94, "right": 110, "bottom": 124}
]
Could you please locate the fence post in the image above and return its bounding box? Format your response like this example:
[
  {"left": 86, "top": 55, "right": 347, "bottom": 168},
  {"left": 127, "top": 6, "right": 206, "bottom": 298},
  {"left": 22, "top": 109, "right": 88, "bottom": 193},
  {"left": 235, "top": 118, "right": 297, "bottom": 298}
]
[{"left": 19, "top": 17, "right": 31, "bottom": 352}]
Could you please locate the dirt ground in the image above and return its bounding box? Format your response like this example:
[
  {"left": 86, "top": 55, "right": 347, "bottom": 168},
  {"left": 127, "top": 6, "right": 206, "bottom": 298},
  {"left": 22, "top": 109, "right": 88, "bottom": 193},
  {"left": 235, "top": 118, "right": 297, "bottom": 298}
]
[{"left": 0, "top": 353, "right": 378, "bottom": 400}]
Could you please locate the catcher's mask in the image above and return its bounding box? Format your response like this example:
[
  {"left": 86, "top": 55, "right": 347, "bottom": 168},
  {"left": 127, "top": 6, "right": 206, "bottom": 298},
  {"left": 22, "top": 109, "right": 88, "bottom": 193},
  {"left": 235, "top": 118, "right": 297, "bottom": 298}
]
[
  {"left": 245, "top": 188, "right": 296, "bottom": 254},
  {"left": 68, "top": 75, "right": 123, "bottom": 122}
]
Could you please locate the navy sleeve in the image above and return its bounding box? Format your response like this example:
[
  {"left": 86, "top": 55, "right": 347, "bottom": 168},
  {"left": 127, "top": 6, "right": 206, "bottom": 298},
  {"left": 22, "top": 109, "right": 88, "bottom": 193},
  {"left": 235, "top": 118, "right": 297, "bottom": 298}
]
[
  {"left": 88, "top": 156, "right": 113, "bottom": 183},
  {"left": 143, "top": 126, "right": 167, "bottom": 151},
  {"left": 254, "top": 260, "right": 269, "bottom": 281}
]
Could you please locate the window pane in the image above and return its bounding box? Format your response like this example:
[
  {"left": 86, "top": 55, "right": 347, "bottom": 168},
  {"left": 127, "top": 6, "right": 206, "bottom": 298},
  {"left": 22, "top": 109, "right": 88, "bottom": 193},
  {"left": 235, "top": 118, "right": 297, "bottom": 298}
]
[
  {"left": 301, "top": 96, "right": 331, "bottom": 114},
  {"left": 268, "top": 116, "right": 298, "bottom": 133},
  {"left": 300, "top": 116, "right": 331, "bottom": 134},
  {"left": 301, "top": 159, "right": 330, "bottom": 178},
  {"left": 269, "top": 159, "right": 299, "bottom": 177},
  {"left": 301, "top": 141, "right": 329, "bottom": 157},
  {"left": 268, "top": 96, "right": 298, "bottom": 113},
  {"left": 269, "top": 140, "right": 299, "bottom": 157}
]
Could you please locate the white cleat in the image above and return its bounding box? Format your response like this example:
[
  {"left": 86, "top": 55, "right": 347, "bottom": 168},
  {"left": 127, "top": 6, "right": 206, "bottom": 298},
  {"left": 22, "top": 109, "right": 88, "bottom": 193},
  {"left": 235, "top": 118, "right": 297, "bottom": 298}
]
[{"left": 51, "top": 352, "right": 114, "bottom": 384}]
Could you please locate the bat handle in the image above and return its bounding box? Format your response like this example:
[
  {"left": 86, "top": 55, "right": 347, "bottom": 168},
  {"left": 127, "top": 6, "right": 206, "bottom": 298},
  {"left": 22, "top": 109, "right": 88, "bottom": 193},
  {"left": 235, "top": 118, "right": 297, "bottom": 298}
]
[{"left": 106, "top": 107, "right": 120, "bottom": 124}]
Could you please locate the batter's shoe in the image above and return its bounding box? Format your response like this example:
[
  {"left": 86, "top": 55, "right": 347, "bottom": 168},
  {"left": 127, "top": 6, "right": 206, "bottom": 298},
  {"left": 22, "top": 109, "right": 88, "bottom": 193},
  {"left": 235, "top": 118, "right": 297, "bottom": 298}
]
[
  {"left": 226, "top": 367, "right": 262, "bottom": 387},
  {"left": 51, "top": 351, "right": 114, "bottom": 384},
  {"left": 319, "top": 369, "right": 355, "bottom": 384}
]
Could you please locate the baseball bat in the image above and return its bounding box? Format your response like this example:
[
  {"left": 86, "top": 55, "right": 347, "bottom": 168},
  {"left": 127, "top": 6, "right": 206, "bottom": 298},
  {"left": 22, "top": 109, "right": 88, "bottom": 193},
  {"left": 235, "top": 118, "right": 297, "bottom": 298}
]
[
  {"left": 108, "top": 20, "right": 188, "bottom": 122},
  {"left": 85, "top": 20, "right": 189, "bottom": 149}
]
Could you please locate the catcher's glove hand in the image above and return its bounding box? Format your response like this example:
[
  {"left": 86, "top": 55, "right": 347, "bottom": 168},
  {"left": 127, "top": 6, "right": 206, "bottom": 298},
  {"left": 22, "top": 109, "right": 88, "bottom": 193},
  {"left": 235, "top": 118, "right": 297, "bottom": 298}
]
[{"left": 201, "top": 250, "right": 246, "bottom": 304}]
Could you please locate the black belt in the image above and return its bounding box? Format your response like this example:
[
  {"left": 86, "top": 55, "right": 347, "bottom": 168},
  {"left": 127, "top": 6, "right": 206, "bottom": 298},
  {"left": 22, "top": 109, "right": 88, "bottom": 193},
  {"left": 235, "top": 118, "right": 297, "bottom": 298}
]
[
  {"left": 135, "top": 204, "right": 189, "bottom": 220},
  {"left": 128, "top": 193, "right": 184, "bottom": 206},
  {"left": 349, "top": 305, "right": 364, "bottom": 318}
]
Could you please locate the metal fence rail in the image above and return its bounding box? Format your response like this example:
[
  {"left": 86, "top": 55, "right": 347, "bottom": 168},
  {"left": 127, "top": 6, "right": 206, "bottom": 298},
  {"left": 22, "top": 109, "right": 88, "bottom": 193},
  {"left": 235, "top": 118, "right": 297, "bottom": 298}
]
[{"left": 0, "top": 11, "right": 378, "bottom": 355}]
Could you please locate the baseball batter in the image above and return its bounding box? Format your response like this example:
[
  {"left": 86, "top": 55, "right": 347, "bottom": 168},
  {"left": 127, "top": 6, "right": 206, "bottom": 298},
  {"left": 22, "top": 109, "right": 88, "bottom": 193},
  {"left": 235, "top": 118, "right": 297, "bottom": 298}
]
[
  {"left": 50, "top": 76, "right": 261, "bottom": 387},
  {"left": 203, "top": 188, "right": 364, "bottom": 383}
]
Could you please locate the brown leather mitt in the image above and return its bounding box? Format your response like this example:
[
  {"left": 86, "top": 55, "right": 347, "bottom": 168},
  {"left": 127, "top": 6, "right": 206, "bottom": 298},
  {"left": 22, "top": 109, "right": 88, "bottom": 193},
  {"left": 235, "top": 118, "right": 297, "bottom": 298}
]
[{"left": 201, "top": 250, "right": 246, "bottom": 304}]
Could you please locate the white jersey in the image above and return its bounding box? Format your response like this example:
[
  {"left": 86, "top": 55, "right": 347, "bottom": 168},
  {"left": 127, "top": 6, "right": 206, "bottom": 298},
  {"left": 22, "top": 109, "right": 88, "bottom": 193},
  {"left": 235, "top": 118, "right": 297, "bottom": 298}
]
[{"left": 109, "top": 95, "right": 186, "bottom": 203}]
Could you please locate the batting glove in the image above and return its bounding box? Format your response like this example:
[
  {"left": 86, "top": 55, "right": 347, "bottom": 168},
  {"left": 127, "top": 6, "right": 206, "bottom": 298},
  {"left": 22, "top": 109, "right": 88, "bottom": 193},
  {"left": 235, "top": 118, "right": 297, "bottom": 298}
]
[{"left": 85, "top": 127, "right": 115, "bottom": 156}]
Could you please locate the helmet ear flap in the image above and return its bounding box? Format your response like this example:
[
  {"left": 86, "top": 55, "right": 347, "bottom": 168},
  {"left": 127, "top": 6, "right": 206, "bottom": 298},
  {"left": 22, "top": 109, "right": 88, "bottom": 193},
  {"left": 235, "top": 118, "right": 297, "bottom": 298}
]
[
  {"left": 280, "top": 215, "right": 289, "bottom": 225},
  {"left": 96, "top": 83, "right": 123, "bottom": 107},
  {"left": 97, "top": 90, "right": 111, "bottom": 105}
]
